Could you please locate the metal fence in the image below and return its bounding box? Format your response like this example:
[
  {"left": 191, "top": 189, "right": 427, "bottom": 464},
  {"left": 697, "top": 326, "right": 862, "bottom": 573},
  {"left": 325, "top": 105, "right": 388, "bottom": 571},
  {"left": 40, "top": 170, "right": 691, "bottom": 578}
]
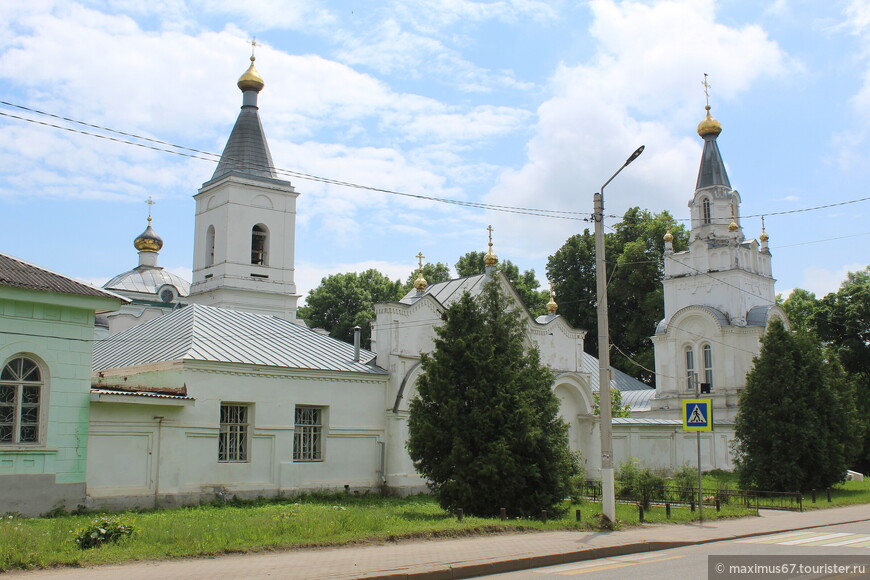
[{"left": 578, "top": 480, "right": 803, "bottom": 512}]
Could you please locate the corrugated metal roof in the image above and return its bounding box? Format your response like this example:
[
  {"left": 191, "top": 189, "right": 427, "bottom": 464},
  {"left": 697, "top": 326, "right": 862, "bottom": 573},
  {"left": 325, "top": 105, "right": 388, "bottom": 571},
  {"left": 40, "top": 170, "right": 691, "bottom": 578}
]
[
  {"left": 104, "top": 266, "right": 190, "bottom": 296},
  {"left": 581, "top": 352, "right": 652, "bottom": 392},
  {"left": 612, "top": 417, "right": 735, "bottom": 426},
  {"left": 399, "top": 274, "right": 487, "bottom": 307},
  {"left": 0, "top": 252, "right": 126, "bottom": 302},
  {"left": 93, "top": 303, "right": 387, "bottom": 374},
  {"left": 90, "top": 388, "right": 195, "bottom": 401}
]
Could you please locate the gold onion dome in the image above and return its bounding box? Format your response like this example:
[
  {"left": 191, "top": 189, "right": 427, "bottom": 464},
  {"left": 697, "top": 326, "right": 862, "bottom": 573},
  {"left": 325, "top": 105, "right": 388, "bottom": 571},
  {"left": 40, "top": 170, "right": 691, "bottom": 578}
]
[
  {"left": 238, "top": 56, "right": 265, "bottom": 92},
  {"left": 134, "top": 217, "right": 163, "bottom": 252},
  {"left": 484, "top": 249, "right": 498, "bottom": 267},
  {"left": 663, "top": 229, "right": 674, "bottom": 243},
  {"left": 697, "top": 105, "right": 722, "bottom": 137},
  {"left": 729, "top": 219, "right": 738, "bottom": 232},
  {"left": 760, "top": 229, "right": 769, "bottom": 242},
  {"left": 414, "top": 271, "right": 427, "bottom": 292},
  {"left": 547, "top": 292, "right": 558, "bottom": 314}
]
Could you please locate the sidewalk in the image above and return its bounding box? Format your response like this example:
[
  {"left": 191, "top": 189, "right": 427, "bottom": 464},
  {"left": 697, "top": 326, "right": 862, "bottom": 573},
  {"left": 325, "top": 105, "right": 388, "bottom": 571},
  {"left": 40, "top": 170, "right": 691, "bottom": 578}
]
[{"left": 4, "top": 504, "right": 870, "bottom": 580}]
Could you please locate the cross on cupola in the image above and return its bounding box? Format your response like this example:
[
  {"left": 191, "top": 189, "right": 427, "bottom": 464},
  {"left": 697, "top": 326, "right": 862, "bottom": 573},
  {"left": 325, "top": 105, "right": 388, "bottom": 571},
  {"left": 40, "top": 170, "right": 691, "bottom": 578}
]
[{"left": 414, "top": 252, "right": 427, "bottom": 292}]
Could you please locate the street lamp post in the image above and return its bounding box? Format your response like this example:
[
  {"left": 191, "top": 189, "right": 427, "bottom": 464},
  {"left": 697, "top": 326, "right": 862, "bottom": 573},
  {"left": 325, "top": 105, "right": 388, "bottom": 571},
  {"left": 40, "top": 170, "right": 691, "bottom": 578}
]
[{"left": 594, "top": 145, "right": 644, "bottom": 522}]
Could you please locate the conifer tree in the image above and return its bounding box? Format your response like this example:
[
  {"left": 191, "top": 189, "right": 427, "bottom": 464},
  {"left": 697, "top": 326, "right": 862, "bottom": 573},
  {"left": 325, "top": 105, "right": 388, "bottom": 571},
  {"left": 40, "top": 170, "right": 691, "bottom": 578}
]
[
  {"left": 406, "top": 280, "right": 573, "bottom": 516},
  {"left": 734, "top": 319, "right": 851, "bottom": 491}
]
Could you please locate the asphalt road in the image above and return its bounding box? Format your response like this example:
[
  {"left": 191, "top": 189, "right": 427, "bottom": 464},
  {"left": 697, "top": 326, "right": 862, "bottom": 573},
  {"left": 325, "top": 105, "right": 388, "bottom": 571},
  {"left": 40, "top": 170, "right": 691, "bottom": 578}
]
[{"left": 484, "top": 521, "right": 870, "bottom": 579}]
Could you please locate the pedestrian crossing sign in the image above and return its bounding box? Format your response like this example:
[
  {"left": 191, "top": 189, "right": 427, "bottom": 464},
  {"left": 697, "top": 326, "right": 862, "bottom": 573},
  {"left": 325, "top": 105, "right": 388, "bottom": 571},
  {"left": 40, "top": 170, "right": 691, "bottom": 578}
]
[{"left": 682, "top": 399, "right": 712, "bottom": 431}]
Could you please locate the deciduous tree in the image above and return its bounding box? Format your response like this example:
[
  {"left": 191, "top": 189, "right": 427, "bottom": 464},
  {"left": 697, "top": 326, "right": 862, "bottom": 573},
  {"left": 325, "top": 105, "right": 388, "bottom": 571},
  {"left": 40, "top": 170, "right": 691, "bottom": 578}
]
[{"left": 298, "top": 269, "right": 403, "bottom": 348}]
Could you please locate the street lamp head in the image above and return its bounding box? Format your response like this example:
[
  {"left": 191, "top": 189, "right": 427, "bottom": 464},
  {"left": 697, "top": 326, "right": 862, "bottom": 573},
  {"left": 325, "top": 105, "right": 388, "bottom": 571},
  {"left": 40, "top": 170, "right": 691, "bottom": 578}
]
[{"left": 624, "top": 145, "right": 645, "bottom": 167}]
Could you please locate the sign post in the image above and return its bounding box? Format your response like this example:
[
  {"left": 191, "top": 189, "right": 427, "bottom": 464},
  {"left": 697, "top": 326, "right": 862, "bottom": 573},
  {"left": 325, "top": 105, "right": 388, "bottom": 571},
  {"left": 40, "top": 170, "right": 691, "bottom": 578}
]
[{"left": 683, "top": 398, "right": 712, "bottom": 522}]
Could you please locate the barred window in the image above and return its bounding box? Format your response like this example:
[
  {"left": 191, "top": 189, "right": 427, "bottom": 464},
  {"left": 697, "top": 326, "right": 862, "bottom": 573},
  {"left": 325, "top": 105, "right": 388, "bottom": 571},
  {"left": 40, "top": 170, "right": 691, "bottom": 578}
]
[
  {"left": 293, "top": 406, "right": 323, "bottom": 461},
  {"left": 0, "top": 357, "right": 42, "bottom": 444},
  {"left": 219, "top": 404, "right": 248, "bottom": 462}
]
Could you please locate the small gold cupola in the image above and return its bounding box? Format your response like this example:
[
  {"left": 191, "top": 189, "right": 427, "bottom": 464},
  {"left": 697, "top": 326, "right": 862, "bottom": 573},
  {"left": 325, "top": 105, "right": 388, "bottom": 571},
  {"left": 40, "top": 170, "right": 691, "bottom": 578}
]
[
  {"left": 134, "top": 197, "right": 163, "bottom": 253},
  {"left": 238, "top": 55, "right": 265, "bottom": 93},
  {"left": 414, "top": 252, "right": 428, "bottom": 292},
  {"left": 484, "top": 225, "right": 498, "bottom": 268},
  {"left": 697, "top": 105, "right": 722, "bottom": 137},
  {"left": 547, "top": 280, "right": 558, "bottom": 314},
  {"left": 663, "top": 228, "right": 674, "bottom": 243},
  {"left": 760, "top": 216, "right": 769, "bottom": 242}
]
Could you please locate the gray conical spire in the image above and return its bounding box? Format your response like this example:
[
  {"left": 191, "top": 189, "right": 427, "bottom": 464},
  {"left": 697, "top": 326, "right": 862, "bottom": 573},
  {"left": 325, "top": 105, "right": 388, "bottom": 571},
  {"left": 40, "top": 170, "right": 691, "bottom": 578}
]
[
  {"left": 211, "top": 56, "right": 277, "bottom": 182},
  {"left": 695, "top": 105, "right": 730, "bottom": 190}
]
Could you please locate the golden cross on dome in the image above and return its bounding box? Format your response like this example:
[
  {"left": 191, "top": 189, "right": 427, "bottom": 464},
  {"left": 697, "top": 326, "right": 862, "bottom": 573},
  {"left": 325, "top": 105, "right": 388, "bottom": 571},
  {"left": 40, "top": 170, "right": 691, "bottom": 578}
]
[
  {"left": 487, "top": 224, "right": 494, "bottom": 247},
  {"left": 702, "top": 73, "right": 711, "bottom": 108},
  {"left": 548, "top": 279, "right": 555, "bottom": 297},
  {"left": 145, "top": 196, "right": 156, "bottom": 222},
  {"left": 250, "top": 37, "right": 258, "bottom": 58},
  {"left": 416, "top": 252, "right": 425, "bottom": 270}
]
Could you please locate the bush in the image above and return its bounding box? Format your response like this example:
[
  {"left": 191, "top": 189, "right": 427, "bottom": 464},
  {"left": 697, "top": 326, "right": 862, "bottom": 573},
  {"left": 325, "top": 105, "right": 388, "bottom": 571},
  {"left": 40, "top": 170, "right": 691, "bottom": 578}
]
[
  {"left": 73, "top": 515, "right": 135, "bottom": 549},
  {"left": 616, "top": 459, "right": 666, "bottom": 509},
  {"left": 671, "top": 464, "right": 698, "bottom": 503},
  {"left": 568, "top": 451, "right": 587, "bottom": 502}
]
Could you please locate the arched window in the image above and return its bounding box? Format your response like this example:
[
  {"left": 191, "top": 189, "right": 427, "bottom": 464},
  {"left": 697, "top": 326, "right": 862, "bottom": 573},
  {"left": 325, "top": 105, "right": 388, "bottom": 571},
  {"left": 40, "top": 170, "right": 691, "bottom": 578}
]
[
  {"left": 701, "top": 198, "right": 711, "bottom": 225},
  {"left": 0, "top": 357, "right": 43, "bottom": 444},
  {"left": 251, "top": 224, "right": 268, "bottom": 266},
  {"left": 685, "top": 346, "right": 696, "bottom": 391},
  {"left": 702, "top": 344, "right": 713, "bottom": 390},
  {"left": 206, "top": 225, "right": 215, "bottom": 268}
]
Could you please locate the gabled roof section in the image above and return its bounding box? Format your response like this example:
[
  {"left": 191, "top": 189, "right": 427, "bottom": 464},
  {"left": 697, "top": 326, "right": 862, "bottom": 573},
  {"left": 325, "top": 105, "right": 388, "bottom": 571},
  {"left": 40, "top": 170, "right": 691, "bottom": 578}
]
[
  {"left": 695, "top": 134, "right": 731, "bottom": 190},
  {"left": 210, "top": 106, "right": 277, "bottom": 182},
  {"left": 0, "top": 252, "right": 125, "bottom": 301},
  {"left": 399, "top": 274, "right": 487, "bottom": 307},
  {"left": 581, "top": 352, "right": 651, "bottom": 392},
  {"left": 93, "top": 303, "right": 386, "bottom": 374}
]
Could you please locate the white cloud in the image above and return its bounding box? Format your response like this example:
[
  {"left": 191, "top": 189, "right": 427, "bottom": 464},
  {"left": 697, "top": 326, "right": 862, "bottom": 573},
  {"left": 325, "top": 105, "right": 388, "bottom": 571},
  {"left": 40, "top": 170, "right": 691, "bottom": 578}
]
[
  {"left": 797, "top": 263, "right": 867, "bottom": 296},
  {"left": 483, "top": 0, "right": 789, "bottom": 261}
]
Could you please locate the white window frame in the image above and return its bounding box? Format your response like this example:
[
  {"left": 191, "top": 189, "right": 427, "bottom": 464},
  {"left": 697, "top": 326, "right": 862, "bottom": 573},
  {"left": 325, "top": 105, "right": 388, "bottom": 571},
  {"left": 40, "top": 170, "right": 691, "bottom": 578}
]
[
  {"left": 0, "top": 356, "right": 44, "bottom": 445},
  {"left": 218, "top": 404, "right": 249, "bottom": 462},
  {"left": 702, "top": 344, "right": 714, "bottom": 390},
  {"left": 293, "top": 406, "right": 324, "bottom": 462},
  {"left": 685, "top": 346, "right": 696, "bottom": 391}
]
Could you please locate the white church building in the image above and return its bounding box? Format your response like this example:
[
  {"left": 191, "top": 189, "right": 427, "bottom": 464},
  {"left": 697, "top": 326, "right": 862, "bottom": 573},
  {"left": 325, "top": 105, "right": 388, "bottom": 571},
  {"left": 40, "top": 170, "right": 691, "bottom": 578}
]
[{"left": 0, "top": 56, "right": 787, "bottom": 514}]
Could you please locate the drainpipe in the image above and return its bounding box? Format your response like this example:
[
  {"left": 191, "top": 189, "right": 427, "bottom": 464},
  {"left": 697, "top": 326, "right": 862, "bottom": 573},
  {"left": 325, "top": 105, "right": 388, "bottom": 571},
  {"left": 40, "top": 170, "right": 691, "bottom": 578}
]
[
  {"left": 353, "top": 326, "right": 361, "bottom": 362},
  {"left": 153, "top": 416, "right": 164, "bottom": 509}
]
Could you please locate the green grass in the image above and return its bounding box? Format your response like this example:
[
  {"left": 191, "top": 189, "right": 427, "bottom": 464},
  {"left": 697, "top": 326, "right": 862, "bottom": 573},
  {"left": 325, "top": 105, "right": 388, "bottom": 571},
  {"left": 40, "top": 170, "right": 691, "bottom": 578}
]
[
  {"left": 0, "top": 492, "right": 756, "bottom": 572},
  {"left": 4, "top": 476, "right": 867, "bottom": 573}
]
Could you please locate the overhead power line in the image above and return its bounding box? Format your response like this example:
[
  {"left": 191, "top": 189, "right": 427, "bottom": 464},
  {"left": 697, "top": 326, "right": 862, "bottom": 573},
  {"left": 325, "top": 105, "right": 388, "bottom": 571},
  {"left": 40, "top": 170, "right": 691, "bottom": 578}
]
[{"left": 3, "top": 100, "right": 869, "bottom": 223}]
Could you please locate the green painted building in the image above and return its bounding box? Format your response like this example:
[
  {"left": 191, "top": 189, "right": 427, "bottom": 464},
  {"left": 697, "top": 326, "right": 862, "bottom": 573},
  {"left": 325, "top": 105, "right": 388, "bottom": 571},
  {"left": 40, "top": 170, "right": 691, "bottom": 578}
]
[{"left": 0, "top": 252, "right": 125, "bottom": 515}]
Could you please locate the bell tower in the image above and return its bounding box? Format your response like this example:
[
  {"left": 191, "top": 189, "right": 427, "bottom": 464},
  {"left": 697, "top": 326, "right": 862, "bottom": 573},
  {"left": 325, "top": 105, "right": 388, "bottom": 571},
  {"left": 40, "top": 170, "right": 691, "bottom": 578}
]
[
  {"left": 650, "top": 81, "right": 787, "bottom": 419},
  {"left": 188, "top": 53, "right": 301, "bottom": 320}
]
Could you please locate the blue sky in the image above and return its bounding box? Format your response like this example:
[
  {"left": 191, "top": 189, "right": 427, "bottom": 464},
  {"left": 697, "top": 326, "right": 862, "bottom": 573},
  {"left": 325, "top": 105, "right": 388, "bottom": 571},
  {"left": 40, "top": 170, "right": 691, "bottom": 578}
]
[{"left": 1, "top": 0, "right": 868, "bottom": 303}]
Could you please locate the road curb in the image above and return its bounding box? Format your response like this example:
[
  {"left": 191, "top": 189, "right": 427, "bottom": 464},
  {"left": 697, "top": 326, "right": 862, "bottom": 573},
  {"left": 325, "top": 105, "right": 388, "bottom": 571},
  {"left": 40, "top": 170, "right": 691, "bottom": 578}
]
[{"left": 358, "top": 514, "right": 870, "bottom": 580}]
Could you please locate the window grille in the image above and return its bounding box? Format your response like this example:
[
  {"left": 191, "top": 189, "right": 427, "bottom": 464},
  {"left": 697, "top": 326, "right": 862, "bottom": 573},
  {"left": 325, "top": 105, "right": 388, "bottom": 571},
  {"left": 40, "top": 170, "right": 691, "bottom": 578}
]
[
  {"left": 0, "top": 357, "right": 42, "bottom": 444},
  {"left": 219, "top": 404, "right": 248, "bottom": 462},
  {"left": 293, "top": 406, "right": 323, "bottom": 461}
]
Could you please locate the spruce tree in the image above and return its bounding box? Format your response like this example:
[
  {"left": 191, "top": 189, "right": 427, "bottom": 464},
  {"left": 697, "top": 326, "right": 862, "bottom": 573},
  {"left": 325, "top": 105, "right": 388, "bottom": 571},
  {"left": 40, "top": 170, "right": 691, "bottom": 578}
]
[
  {"left": 406, "top": 280, "right": 573, "bottom": 517},
  {"left": 734, "top": 319, "right": 850, "bottom": 491}
]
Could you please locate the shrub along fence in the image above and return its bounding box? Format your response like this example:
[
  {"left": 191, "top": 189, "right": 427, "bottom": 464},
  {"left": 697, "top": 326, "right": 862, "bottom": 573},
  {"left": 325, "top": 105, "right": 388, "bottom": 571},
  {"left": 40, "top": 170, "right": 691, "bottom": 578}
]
[{"left": 579, "top": 480, "right": 804, "bottom": 512}]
